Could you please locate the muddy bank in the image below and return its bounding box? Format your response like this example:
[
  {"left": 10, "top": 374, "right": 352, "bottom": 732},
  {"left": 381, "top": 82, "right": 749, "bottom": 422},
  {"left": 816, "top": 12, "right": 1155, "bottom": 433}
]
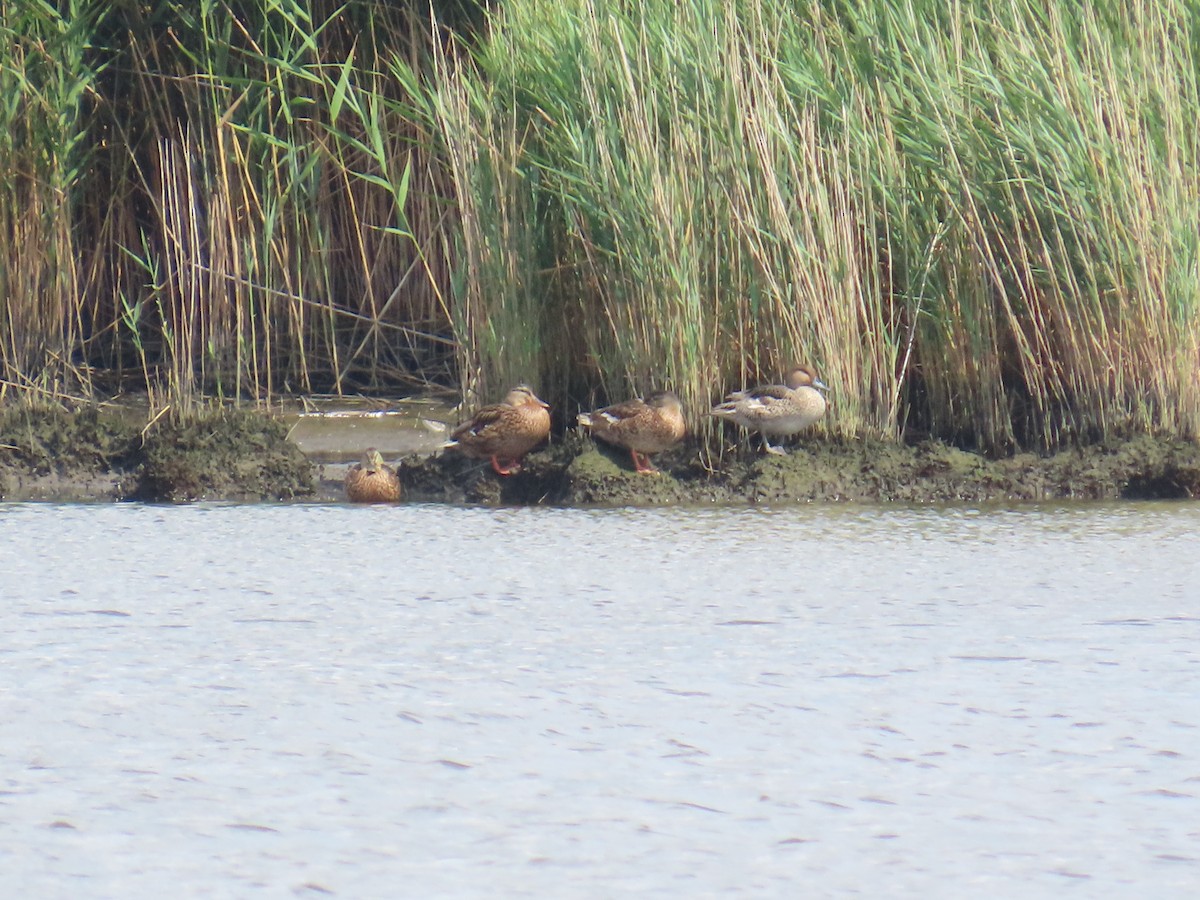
[
  {"left": 0, "top": 406, "right": 313, "bottom": 502},
  {"left": 390, "top": 432, "right": 1200, "bottom": 506},
  {"left": 3, "top": 404, "right": 1198, "bottom": 504}
]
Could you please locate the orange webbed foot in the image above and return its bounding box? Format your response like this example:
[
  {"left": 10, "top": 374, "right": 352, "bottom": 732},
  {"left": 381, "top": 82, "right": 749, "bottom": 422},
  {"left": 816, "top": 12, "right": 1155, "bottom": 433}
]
[
  {"left": 631, "top": 450, "right": 659, "bottom": 474},
  {"left": 491, "top": 455, "right": 521, "bottom": 476}
]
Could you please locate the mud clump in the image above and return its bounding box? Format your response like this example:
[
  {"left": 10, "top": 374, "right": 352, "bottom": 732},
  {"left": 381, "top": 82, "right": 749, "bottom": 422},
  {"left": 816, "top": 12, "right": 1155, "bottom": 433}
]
[
  {"left": 0, "top": 405, "right": 313, "bottom": 502},
  {"left": 135, "top": 410, "right": 314, "bottom": 502},
  {"left": 399, "top": 432, "right": 581, "bottom": 505},
  {"left": 399, "top": 432, "right": 1200, "bottom": 506},
  {"left": 399, "top": 432, "right": 712, "bottom": 506},
  {"left": 0, "top": 406, "right": 140, "bottom": 501},
  {"left": 564, "top": 446, "right": 704, "bottom": 506},
  {"left": 4, "top": 403, "right": 1199, "bottom": 506},
  {"left": 1057, "top": 436, "right": 1200, "bottom": 500},
  {"left": 0, "top": 405, "right": 139, "bottom": 472}
]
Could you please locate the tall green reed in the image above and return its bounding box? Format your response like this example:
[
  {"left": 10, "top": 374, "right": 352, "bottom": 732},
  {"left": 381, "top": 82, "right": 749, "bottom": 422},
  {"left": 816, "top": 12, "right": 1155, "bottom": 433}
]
[
  {"left": 434, "top": 0, "right": 1200, "bottom": 451},
  {"left": 2, "top": 0, "right": 1197, "bottom": 456},
  {"left": 0, "top": 0, "right": 97, "bottom": 401},
  {"left": 2, "top": 0, "right": 454, "bottom": 416}
]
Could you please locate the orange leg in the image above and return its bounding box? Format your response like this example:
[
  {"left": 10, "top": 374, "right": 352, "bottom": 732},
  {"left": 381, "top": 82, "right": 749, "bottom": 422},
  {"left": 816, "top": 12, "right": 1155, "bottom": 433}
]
[
  {"left": 631, "top": 450, "right": 659, "bottom": 474},
  {"left": 491, "top": 455, "right": 521, "bottom": 476}
]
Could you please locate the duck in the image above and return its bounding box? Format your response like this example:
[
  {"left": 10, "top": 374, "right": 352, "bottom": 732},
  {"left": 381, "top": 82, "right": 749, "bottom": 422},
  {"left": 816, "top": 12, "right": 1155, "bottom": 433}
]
[
  {"left": 344, "top": 447, "right": 401, "bottom": 502},
  {"left": 444, "top": 384, "right": 551, "bottom": 475},
  {"left": 708, "top": 364, "right": 829, "bottom": 455},
  {"left": 577, "top": 390, "right": 687, "bottom": 474}
]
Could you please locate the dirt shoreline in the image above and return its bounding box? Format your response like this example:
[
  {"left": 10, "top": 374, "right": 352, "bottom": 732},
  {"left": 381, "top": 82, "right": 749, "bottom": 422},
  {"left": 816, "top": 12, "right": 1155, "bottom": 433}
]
[
  {"left": 386, "top": 431, "right": 1200, "bottom": 506},
  {"left": 3, "top": 405, "right": 1197, "bottom": 505},
  {"left": 0, "top": 406, "right": 313, "bottom": 503}
]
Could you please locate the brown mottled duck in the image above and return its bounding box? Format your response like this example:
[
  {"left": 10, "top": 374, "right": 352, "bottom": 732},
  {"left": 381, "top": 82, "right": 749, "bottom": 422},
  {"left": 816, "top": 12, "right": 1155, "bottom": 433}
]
[
  {"left": 577, "top": 390, "right": 687, "bottom": 474},
  {"left": 445, "top": 385, "right": 551, "bottom": 475},
  {"left": 344, "top": 448, "right": 401, "bottom": 502}
]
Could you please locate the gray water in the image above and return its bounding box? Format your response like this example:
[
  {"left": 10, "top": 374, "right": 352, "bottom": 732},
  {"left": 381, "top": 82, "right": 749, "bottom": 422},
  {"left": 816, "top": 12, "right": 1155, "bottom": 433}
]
[{"left": 1, "top": 501, "right": 1198, "bottom": 898}]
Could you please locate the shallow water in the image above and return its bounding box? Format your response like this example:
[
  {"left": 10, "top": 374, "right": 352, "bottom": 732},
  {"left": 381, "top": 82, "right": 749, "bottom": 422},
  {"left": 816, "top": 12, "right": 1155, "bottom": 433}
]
[{"left": 1, "top": 501, "right": 1198, "bottom": 898}]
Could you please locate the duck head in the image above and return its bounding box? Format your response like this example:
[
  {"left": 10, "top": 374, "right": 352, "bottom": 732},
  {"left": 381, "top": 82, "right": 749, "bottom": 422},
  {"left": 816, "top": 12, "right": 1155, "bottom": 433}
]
[
  {"left": 785, "top": 364, "right": 829, "bottom": 393},
  {"left": 504, "top": 384, "right": 551, "bottom": 408}
]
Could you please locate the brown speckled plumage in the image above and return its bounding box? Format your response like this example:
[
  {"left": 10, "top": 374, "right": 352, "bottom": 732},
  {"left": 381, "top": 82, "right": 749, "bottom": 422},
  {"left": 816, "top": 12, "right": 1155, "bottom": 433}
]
[
  {"left": 446, "top": 385, "right": 551, "bottom": 475},
  {"left": 578, "top": 390, "right": 687, "bottom": 474},
  {"left": 344, "top": 448, "right": 401, "bottom": 502}
]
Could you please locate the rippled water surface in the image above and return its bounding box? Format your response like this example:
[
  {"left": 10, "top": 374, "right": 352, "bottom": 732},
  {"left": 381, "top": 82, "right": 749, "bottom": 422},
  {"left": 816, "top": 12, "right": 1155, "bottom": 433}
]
[{"left": 2, "top": 501, "right": 1198, "bottom": 898}]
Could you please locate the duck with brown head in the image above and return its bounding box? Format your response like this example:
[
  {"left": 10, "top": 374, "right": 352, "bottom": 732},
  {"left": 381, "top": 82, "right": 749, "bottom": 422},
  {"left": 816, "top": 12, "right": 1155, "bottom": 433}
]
[
  {"left": 444, "top": 384, "right": 551, "bottom": 475},
  {"left": 709, "top": 364, "right": 829, "bottom": 455}
]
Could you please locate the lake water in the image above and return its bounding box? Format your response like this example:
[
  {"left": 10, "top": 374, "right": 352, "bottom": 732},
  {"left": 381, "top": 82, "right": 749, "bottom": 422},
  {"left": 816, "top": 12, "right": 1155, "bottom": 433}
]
[{"left": 1, "top": 501, "right": 1198, "bottom": 898}]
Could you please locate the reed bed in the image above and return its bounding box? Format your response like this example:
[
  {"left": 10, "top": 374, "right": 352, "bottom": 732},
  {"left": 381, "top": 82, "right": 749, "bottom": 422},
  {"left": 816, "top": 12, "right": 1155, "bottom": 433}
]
[
  {"left": 1, "top": 0, "right": 455, "bottom": 415},
  {"left": 431, "top": 0, "right": 1200, "bottom": 450},
  {"left": 1, "top": 0, "right": 1198, "bottom": 453}
]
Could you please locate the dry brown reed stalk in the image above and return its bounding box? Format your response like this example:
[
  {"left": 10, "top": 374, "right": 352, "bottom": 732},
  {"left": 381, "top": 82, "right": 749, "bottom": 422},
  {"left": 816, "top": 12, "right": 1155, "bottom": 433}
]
[
  {"left": 432, "top": 1, "right": 902, "bottom": 447},
  {"left": 1, "top": 2, "right": 462, "bottom": 418},
  {"left": 122, "top": 5, "right": 462, "bottom": 416},
  {"left": 4, "top": 0, "right": 1199, "bottom": 457},
  {"left": 429, "top": 53, "right": 545, "bottom": 408},
  {"left": 923, "top": 0, "right": 1200, "bottom": 450},
  {"left": 0, "top": 14, "right": 90, "bottom": 403},
  {"left": 723, "top": 26, "right": 896, "bottom": 442}
]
